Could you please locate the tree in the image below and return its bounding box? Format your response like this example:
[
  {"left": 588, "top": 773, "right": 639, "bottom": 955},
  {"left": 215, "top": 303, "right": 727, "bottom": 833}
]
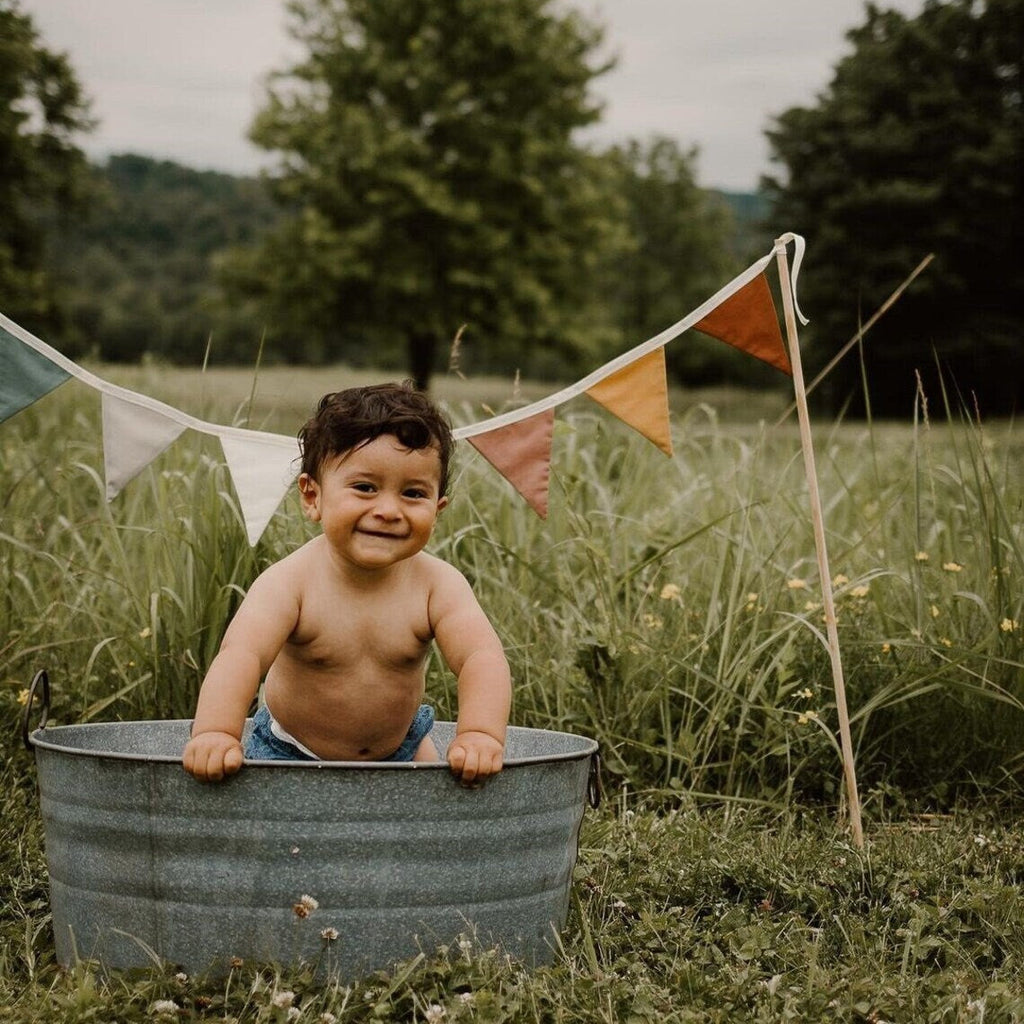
[
  {"left": 0, "top": 1, "right": 93, "bottom": 333},
  {"left": 218, "top": 0, "right": 627, "bottom": 389},
  {"left": 764, "top": 0, "right": 1023, "bottom": 416},
  {"left": 602, "top": 137, "right": 768, "bottom": 387}
]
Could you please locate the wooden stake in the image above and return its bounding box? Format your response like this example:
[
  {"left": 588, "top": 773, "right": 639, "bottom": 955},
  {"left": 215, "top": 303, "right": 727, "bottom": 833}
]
[{"left": 774, "top": 237, "right": 865, "bottom": 849}]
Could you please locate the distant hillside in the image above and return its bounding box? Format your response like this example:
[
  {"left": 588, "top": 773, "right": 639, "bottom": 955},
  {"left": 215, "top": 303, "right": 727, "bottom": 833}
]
[
  {"left": 51, "top": 154, "right": 279, "bottom": 363},
  {"left": 715, "top": 190, "right": 773, "bottom": 260}
]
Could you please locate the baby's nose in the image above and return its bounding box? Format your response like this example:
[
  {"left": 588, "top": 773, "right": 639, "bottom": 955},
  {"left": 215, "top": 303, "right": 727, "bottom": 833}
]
[{"left": 373, "top": 492, "right": 401, "bottom": 518}]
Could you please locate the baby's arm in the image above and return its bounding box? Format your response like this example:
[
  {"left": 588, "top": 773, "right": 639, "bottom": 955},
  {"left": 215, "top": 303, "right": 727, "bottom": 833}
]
[
  {"left": 182, "top": 565, "right": 300, "bottom": 781},
  {"left": 431, "top": 563, "right": 511, "bottom": 783}
]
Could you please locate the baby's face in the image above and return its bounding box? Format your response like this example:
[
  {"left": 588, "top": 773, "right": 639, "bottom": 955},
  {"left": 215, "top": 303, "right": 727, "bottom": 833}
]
[{"left": 298, "top": 434, "right": 447, "bottom": 571}]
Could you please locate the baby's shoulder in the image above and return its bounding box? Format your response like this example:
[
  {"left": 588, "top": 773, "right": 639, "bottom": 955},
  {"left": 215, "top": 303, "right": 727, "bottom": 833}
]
[
  {"left": 414, "top": 550, "right": 466, "bottom": 586},
  {"left": 249, "top": 538, "right": 321, "bottom": 591}
]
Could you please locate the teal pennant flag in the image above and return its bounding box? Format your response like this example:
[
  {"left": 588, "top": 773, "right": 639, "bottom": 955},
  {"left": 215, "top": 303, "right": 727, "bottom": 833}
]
[{"left": 0, "top": 324, "right": 71, "bottom": 425}]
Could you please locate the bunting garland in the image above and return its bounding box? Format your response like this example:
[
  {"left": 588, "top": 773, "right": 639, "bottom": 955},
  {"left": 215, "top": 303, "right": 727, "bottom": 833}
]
[{"left": 0, "top": 235, "right": 807, "bottom": 543}]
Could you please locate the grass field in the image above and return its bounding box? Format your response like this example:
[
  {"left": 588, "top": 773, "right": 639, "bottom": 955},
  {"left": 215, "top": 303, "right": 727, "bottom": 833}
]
[{"left": 1, "top": 365, "right": 1022, "bottom": 1021}]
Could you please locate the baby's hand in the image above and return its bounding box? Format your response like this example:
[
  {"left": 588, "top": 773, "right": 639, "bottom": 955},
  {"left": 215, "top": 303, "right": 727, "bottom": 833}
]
[
  {"left": 183, "top": 731, "right": 244, "bottom": 782},
  {"left": 447, "top": 730, "right": 504, "bottom": 785}
]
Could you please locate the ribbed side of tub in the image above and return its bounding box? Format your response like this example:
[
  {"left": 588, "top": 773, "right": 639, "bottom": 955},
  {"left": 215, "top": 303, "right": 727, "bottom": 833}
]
[{"left": 33, "top": 721, "right": 593, "bottom": 977}]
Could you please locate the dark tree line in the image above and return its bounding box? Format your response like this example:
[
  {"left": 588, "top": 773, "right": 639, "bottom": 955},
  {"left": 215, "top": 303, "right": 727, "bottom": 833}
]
[
  {"left": 7, "top": 0, "right": 1020, "bottom": 412},
  {"left": 765, "top": 0, "right": 1023, "bottom": 416}
]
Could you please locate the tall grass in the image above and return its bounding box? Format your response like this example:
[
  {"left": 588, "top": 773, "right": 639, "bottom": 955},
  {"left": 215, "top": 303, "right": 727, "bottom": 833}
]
[{"left": 1, "top": 373, "right": 1021, "bottom": 809}]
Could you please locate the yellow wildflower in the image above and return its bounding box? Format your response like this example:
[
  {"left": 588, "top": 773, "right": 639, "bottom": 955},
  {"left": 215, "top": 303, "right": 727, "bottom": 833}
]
[
  {"left": 915, "top": 551, "right": 930, "bottom": 562},
  {"left": 850, "top": 585, "right": 870, "bottom": 599},
  {"left": 16, "top": 688, "right": 30, "bottom": 706},
  {"left": 832, "top": 574, "right": 849, "bottom": 586},
  {"left": 939, "top": 637, "right": 953, "bottom": 648},
  {"left": 786, "top": 578, "right": 807, "bottom": 590},
  {"left": 943, "top": 562, "right": 964, "bottom": 573},
  {"left": 643, "top": 614, "right": 663, "bottom": 631},
  {"left": 930, "top": 604, "right": 941, "bottom": 619},
  {"left": 1000, "top": 618, "right": 1018, "bottom": 633},
  {"left": 659, "top": 583, "right": 682, "bottom": 601},
  {"left": 798, "top": 687, "right": 815, "bottom": 699},
  {"left": 881, "top": 642, "right": 891, "bottom": 654},
  {"left": 139, "top": 627, "right": 152, "bottom": 639}
]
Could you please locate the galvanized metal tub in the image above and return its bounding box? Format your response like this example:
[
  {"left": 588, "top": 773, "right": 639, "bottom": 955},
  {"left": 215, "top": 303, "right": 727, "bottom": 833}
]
[{"left": 23, "top": 674, "right": 599, "bottom": 978}]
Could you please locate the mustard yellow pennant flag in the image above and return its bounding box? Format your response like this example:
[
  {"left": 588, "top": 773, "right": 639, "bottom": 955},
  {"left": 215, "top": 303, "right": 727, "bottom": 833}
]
[{"left": 584, "top": 346, "right": 673, "bottom": 456}]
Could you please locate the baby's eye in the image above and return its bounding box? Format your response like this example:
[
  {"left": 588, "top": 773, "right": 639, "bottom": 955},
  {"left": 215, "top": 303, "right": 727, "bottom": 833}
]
[
  {"left": 403, "top": 488, "right": 429, "bottom": 499},
  {"left": 352, "top": 482, "right": 376, "bottom": 493}
]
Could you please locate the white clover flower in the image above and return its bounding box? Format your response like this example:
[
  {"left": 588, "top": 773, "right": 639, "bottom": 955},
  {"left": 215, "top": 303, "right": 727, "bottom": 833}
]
[
  {"left": 287, "top": 1009, "right": 302, "bottom": 1022},
  {"left": 459, "top": 992, "right": 475, "bottom": 1005},
  {"left": 321, "top": 927, "right": 339, "bottom": 941},
  {"left": 151, "top": 1000, "right": 180, "bottom": 1015},
  {"left": 424, "top": 1004, "right": 446, "bottom": 1022},
  {"left": 293, "top": 893, "right": 319, "bottom": 918},
  {"left": 320, "top": 1014, "right": 338, "bottom": 1024},
  {"left": 174, "top": 972, "right": 188, "bottom": 984},
  {"left": 272, "top": 990, "right": 296, "bottom": 1009}
]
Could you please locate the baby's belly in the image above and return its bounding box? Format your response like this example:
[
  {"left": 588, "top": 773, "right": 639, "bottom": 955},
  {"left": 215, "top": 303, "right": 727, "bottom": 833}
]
[{"left": 263, "top": 668, "right": 423, "bottom": 760}]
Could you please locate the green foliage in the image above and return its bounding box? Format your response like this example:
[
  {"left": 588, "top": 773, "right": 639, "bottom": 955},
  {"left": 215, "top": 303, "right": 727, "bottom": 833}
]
[
  {"left": 0, "top": 0, "right": 93, "bottom": 333},
  {"left": 4, "top": 368, "right": 1020, "bottom": 807},
  {"left": 216, "top": 0, "right": 630, "bottom": 387},
  {"left": 2, "top": 785, "right": 1023, "bottom": 1020},
  {"left": 48, "top": 154, "right": 280, "bottom": 364},
  {"left": 2, "top": 369, "right": 1024, "bottom": 1018},
  {"left": 764, "top": 0, "right": 1024, "bottom": 416}
]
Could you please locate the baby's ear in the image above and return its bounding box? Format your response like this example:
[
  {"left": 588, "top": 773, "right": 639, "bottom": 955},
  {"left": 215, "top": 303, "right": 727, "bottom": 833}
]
[
  {"left": 436, "top": 495, "right": 449, "bottom": 513},
  {"left": 298, "top": 473, "right": 322, "bottom": 521}
]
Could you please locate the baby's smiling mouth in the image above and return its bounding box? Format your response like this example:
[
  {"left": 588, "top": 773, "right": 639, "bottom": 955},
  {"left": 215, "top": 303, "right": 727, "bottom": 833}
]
[{"left": 358, "top": 528, "right": 406, "bottom": 539}]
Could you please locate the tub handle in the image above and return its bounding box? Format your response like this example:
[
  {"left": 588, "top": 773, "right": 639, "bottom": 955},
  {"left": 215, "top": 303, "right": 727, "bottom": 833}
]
[
  {"left": 587, "top": 750, "right": 603, "bottom": 809},
  {"left": 20, "top": 669, "right": 50, "bottom": 750}
]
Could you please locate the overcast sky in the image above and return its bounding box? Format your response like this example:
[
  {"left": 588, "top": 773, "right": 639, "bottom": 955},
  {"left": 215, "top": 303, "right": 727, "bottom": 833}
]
[{"left": 25, "top": 0, "right": 924, "bottom": 192}]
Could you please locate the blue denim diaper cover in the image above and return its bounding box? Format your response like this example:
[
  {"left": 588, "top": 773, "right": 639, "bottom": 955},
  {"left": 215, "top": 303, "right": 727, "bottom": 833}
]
[{"left": 245, "top": 703, "right": 435, "bottom": 763}]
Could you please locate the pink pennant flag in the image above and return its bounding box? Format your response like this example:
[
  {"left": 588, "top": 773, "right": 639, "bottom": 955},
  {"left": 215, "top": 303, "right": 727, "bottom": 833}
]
[
  {"left": 693, "top": 272, "right": 792, "bottom": 374},
  {"left": 102, "top": 392, "right": 187, "bottom": 500},
  {"left": 219, "top": 432, "right": 301, "bottom": 545},
  {"left": 584, "top": 347, "right": 673, "bottom": 456},
  {"left": 467, "top": 409, "right": 554, "bottom": 518}
]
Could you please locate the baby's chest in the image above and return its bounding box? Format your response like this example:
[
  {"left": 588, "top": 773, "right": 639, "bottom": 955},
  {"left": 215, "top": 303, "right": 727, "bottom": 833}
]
[{"left": 291, "top": 603, "right": 432, "bottom": 668}]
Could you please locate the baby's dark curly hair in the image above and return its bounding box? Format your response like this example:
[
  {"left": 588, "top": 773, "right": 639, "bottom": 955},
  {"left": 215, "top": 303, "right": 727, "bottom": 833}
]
[{"left": 298, "top": 382, "right": 455, "bottom": 496}]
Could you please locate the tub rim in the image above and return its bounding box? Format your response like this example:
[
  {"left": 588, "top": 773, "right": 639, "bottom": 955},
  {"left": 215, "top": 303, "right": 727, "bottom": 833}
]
[{"left": 27, "top": 718, "right": 598, "bottom": 770}]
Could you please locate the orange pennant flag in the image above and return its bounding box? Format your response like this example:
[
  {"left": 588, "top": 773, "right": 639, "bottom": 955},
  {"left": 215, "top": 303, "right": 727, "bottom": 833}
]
[
  {"left": 694, "top": 272, "right": 792, "bottom": 374},
  {"left": 467, "top": 409, "right": 554, "bottom": 518},
  {"left": 584, "top": 347, "right": 673, "bottom": 456}
]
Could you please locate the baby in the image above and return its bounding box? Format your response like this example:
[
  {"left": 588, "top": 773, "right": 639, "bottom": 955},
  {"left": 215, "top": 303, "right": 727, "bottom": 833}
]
[{"left": 182, "top": 382, "right": 511, "bottom": 783}]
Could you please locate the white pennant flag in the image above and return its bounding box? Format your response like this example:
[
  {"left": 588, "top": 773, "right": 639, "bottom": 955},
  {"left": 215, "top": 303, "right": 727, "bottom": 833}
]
[
  {"left": 102, "top": 392, "right": 187, "bottom": 500},
  {"left": 219, "top": 432, "right": 300, "bottom": 545}
]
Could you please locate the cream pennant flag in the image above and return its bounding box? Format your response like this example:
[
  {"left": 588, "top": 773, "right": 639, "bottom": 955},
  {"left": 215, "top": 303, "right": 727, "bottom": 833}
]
[
  {"left": 219, "top": 432, "right": 301, "bottom": 545},
  {"left": 467, "top": 409, "right": 554, "bottom": 518},
  {"left": 102, "top": 392, "right": 187, "bottom": 500},
  {"left": 584, "top": 346, "right": 673, "bottom": 456}
]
